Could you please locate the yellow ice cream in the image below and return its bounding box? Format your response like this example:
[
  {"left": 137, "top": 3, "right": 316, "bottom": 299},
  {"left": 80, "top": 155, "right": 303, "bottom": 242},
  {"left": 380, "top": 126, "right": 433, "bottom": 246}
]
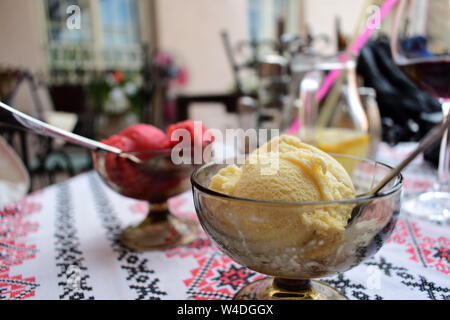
[{"left": 208, "top": 134, "right": 355, "bottom": 263}]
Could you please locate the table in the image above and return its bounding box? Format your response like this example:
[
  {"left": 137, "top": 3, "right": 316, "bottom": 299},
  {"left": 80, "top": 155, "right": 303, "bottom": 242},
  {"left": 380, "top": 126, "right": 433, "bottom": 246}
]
[{"left": 0, "top": 143, "right": 448, "bottom": 300}]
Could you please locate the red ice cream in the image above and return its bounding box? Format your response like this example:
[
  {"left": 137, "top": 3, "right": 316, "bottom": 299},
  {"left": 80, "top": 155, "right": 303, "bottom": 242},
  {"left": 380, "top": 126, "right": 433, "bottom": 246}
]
[
  {"left": 167, "top": 120, "right": 214, "bottom": 148},
  {"left": 101, "top": 124, "right": 170, "bottom": 197},
  {"left": 100, "top": 121, "right": 213, "bottom": 200},
  {"left": 119, "top": 124, "right": 170, "bottom": 154}
]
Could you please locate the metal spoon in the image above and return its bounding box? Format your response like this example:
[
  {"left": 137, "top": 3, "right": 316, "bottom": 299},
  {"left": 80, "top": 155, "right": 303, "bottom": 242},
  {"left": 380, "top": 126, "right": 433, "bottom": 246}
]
[
  {"left": 0, "top": 100, "right": 142, "bottom": 164},
  {"left": 348, "top": 111, "right": 450, "bottom": 225}
]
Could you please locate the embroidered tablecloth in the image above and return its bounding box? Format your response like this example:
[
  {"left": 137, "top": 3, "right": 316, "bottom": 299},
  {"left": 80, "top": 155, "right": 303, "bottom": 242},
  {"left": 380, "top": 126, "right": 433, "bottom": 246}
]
[{"left": 1, "top": 143, "right": 448, "bottom": 300}]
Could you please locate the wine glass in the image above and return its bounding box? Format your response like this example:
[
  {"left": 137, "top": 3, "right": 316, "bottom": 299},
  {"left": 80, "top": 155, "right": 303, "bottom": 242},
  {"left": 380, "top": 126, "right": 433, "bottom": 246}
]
[
  {"left": 391, "top": 0, "right": 450, "bottom": 222},
  {"left": 191, "top": 154, "right": 402, "bottom": 300}
]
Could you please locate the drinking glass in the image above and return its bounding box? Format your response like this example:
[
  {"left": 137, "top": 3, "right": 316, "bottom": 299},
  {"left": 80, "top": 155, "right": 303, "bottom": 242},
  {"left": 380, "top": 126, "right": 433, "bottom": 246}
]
[{"left": 391, "top": 0, "right": 450, "bottom": 222}]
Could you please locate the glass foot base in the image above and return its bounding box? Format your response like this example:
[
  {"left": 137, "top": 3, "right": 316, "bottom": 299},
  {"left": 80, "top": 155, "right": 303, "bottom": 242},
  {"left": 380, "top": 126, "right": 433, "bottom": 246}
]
[
  {"left": 120, "top": 214, "right": 198, "bottom": 251},
  {"left": 403, "top": 191, "right": 450, "bottom": 223},
  {"left": 233, "top": 277, "right": 346, "bottom": 300}
]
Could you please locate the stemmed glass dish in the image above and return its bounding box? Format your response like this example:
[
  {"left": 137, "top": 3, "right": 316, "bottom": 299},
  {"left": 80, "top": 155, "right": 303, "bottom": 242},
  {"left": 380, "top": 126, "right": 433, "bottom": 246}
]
[
  {"left": 391, "top": 0, "right": 450, "bottom": 222},
  {"left": 191, "top": 154, "right": 402, "bottom": 300},
  {"left": 93, "top": 148, "right": 206, "bottom": 251}
]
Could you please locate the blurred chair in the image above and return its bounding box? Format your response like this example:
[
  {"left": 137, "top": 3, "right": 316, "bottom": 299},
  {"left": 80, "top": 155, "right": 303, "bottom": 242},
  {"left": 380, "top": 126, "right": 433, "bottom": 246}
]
[{"left": 0, "top": 67, "right": 90, "bottom": 189}]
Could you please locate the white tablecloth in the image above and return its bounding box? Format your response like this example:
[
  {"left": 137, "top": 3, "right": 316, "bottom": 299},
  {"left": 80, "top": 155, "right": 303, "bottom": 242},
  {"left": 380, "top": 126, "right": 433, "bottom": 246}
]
[{"left": 0, "top": 143, "right": 449, "bottom": 300}]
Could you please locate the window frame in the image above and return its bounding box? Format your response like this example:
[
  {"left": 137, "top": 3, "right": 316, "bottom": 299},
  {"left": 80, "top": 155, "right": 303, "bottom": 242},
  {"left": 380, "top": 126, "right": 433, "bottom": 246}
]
[{"left": 37, "top": 0, "right": 151, "bottom": 74}]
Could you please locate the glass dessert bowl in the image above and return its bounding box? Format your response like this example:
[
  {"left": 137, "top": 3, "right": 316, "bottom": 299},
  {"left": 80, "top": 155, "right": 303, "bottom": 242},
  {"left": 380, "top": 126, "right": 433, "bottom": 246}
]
[
  {"left": 191, "top": 154, "right": 402, "bottom": 300},
  {"left": 93, "top": 148, "right": 208, "bottom": 251}
]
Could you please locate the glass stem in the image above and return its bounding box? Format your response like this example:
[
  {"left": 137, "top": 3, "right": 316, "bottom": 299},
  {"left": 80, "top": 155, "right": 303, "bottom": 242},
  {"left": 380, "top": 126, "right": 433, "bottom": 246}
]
[
  {"left": 273, "top": 278, "right": 311, "bottom": 291},
  {"left": 146, "top": 202, "right": 169, "bottom": 223},
  {"left": 435, "top": 101, "right": 450, "bottom": 192}
]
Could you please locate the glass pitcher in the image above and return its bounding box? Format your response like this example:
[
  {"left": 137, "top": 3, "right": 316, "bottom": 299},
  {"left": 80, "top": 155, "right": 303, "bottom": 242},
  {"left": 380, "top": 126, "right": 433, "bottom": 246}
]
[{"left": 291, "top": 57, "right": 381, "bottom": 172}]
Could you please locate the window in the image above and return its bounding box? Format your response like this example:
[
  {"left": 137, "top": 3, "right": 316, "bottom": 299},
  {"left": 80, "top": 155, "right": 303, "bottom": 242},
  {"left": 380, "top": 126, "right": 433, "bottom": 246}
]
[
  {"left": 100, "top": 0, "right": 142, "bottom": 68},
  {"left": 42, "top": 0, "right": 145, "bottom": 76},
  {"left": 46, "top": 0, "right": 93, "bottom": 44},
  {"left": 248, "top": 0, "right": 300, "bottom": 42},
  {"left": 100, "top": 0, "right": 140, "bottom": 47}
]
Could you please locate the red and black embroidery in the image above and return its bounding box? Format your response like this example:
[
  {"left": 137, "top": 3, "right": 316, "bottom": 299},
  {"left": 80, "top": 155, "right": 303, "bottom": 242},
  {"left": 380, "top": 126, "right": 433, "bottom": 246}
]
[
  {"left": 167, "top": 236, "right": 264, "bottom": 300},
  {"left": 0, "top": 196, "right": 41, "bottom": 300},
  {"left": 212, "top": 264, "right": 256, "bottom": 291},
  {"left": 388, "top": 218, "right": 450, "bottom": 274}
]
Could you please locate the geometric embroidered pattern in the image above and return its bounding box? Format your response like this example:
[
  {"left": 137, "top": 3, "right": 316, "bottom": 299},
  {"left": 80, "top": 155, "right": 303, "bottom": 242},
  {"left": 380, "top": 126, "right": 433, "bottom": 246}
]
[
  {"left": 54, "top": 183, "right": 94, "bottom": 300},
  {"left": 364, "top": 255, "right": 449, "bottom": 300},
  {"left": 167, "top": 237, "right": 264, "bottom": 300},
  {"left": 0, "top": 196, "right": 41, "bottom": 299},
  {"left": 88, "top": 174, "right": 167, "bottom": 300},
  {"left": 388, "top": 219, "right": 450, "bottom": 274},
  {"left": 324, "top": 273, "right": 383, "bottom": 300}
]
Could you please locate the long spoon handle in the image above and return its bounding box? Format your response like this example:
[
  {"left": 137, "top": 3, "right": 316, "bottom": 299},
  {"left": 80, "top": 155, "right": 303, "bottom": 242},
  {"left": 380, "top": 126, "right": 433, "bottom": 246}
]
[
  {"left": 0, "top": 100, "right": 122, "bottom": 154},
  {"left": 363, "top": 111, "right": 450, "bottom": 196}
]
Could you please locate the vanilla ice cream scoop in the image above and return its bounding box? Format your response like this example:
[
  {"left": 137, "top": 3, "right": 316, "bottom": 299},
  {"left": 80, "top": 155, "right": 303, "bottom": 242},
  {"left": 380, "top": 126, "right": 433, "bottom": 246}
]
[{"left": 208, "top": 134, "right": 356, "bottom": 261}]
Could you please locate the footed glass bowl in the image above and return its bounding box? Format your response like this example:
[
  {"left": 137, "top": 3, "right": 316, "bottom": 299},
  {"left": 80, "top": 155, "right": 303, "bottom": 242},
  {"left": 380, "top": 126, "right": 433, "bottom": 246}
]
[
  {"left": 191, "top": 154, "right": 402, "bottom": 300},
  {"left": 93, "top": 148, "right": 206, "bottom": 251}
]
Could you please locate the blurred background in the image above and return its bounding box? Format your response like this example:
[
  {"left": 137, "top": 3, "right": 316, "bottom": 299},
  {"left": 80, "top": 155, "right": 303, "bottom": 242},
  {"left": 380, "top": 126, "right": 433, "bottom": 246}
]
[{"left": 0, "top": 0, "right": 443, "bottom": 195}]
